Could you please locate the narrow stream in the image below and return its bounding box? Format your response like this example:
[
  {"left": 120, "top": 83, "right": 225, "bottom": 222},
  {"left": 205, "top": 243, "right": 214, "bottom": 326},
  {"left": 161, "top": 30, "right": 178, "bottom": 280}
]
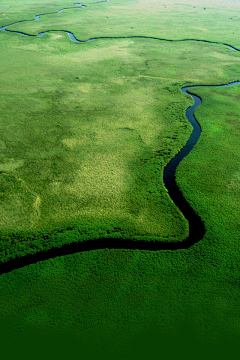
[
  {"left": 0, "top": 2, "right": 239, "bottom": 274},
  {"left": 163, "top": 81, "right": 240, "bottom": 245}
]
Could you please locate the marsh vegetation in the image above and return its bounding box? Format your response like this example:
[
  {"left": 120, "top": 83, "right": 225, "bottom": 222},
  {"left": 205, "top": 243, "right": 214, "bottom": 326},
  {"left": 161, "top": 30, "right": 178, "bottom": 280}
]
[{"left": 0, "top": 0, "right": 240, "bottom": 356}]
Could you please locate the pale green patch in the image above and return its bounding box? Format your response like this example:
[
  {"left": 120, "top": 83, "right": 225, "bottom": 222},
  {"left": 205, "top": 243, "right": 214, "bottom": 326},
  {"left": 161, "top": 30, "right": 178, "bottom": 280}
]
[
  {"left": 0, "top": 159, "right": 24, "bottom": 172},
  {"left": 0, "top": 174, "right": 36, "bottom": 231},
  {"left": 228, "top": 170, "right": 240, "bottom": 191}
]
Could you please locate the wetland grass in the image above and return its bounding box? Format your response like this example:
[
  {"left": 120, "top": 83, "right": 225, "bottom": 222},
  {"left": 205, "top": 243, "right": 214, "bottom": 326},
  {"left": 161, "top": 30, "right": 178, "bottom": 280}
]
[
  {"left": 0, "top": 0, "right": 240, "bottom": 356},
  {"left": 1, "top": 32, "right": 239, "bottom": 259},
  {"left": 5, "top": 0, "right": 240, "bottom": 49}
]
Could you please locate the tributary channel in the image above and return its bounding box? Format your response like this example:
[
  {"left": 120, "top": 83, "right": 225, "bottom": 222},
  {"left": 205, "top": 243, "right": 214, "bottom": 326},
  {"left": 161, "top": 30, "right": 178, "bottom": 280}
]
[{"left": 0, "top": 1, "right": 239, "bottom": 274}]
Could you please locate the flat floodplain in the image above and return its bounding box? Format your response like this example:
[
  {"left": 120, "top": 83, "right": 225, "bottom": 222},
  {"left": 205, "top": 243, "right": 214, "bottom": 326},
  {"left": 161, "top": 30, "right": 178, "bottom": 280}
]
[
  {"left": 5, "top": 0, "right": 240, "bottom": 49},
  {"left": 0, "top": 0, "right": 240, "bottom": 356},
  {"left": 1, "top": 34, "right": 240, "bottom": 258}
]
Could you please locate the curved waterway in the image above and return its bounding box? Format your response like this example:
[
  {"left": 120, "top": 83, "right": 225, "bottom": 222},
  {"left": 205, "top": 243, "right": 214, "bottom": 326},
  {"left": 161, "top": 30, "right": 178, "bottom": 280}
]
[
  {"left": 0, "top": 2, "right": 240, "bottom": 274},
  {"left": 1, "top": 1, "right": 240, "bottom": 52},
  {"left": 163, "top": 81, "right": 240, "bottom": 247}
]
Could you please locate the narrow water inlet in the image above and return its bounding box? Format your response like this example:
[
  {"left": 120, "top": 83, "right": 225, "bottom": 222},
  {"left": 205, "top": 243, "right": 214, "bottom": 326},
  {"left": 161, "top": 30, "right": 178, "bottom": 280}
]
[
  {"left": 163, "top": 88, "right": 204, "bottom": 244},
  {"left": 164, "top": 81, "right": 240, "bottom": 244}
]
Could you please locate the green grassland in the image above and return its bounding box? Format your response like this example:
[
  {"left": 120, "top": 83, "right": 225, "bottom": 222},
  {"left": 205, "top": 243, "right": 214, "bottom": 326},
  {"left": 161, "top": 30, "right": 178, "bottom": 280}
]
[
  {"left": 0, "top": 0, "right": 76, "bottom": 25},
  {"left": 1, "top": 30, "right": 239, "bottom": 260},
  {"left": 177, "top": 85, "right": 240, "bottom": 247},
  {"left": 0, "top": 0, "right": 240, "bottom": 357},
  {"left": 5, "top": 0, "right": 240, "bottom": 49},
  {"left": 0, "top": 34, "right": 195, "bottom": 258}
]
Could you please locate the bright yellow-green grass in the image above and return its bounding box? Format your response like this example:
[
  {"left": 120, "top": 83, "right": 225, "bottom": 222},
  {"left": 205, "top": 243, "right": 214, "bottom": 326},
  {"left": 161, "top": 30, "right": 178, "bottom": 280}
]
[
  {"left": 0, "top": 34, "right": 190, "bottom": 248},
  {"left": 0, "top": 25, "right": 239, "bottom": 260},
  {"left": 5, "top": 0, "right": 240, "bottom": 49},
  {"left": 0, "top": 0, "right": 75, "bottom": 25}
]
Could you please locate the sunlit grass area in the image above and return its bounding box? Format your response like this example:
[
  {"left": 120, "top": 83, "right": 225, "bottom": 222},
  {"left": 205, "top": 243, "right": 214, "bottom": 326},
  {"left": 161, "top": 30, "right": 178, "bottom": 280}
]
[
  {"left": 0, "top": 28, "right": 239, "bottom": 260},
  {"left": 4, "top": 0, "right": 240, "bottom": 49},
  {"left": 0, "top": 0, "right": 75, "bottom": 26}
]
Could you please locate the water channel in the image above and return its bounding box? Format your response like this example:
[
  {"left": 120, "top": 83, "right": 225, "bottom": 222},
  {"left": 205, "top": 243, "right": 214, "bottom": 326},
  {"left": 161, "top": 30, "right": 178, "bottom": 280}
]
[{"left": 0, "top": 1, "right": 239, "bottom": 274}]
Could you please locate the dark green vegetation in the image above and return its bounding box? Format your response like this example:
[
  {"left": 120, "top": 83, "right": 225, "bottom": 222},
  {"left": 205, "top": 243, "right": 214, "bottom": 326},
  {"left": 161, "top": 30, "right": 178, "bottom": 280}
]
[
  {"left": 177, "top": 85, "right": 240, "bottom": 249},
  {"left": 0, "top": 0, "right": 240, "bottom": 357},
  {"left": 1, "top": 248, "right": 240, "bottom": 358}
]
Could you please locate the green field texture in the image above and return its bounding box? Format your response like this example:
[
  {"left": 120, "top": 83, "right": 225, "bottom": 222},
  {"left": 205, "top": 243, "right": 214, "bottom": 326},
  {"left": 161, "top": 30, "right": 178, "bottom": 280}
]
[
  {"left": 1, "top": 25, "right": 239, "bottom": 261},
  {"left": 0, "top": 0, "right": 240, "bottom": 355},
  {"left": 1, "top": 83, "right": 239, "bottom": 355},
  {"left": 4, "top": 0, "right": 240, "bottom": 49},
  {"left": 0, "top": 0, "right": 77, "bottom": 25},
  {"left": 177, "top": 84, "right": 240, "bottom": 246}
]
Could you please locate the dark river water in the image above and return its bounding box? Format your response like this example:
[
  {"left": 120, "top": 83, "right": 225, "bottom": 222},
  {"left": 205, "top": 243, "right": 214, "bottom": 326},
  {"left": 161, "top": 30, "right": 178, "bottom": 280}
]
[{"left": 0, "top": 1, "right": 239, "bottom": 274}]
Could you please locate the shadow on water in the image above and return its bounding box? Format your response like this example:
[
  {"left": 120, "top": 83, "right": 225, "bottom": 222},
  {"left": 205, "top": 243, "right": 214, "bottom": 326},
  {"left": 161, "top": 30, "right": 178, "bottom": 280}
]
[{"left": 0, "top": 2, "right": 239, "bottom": 274}]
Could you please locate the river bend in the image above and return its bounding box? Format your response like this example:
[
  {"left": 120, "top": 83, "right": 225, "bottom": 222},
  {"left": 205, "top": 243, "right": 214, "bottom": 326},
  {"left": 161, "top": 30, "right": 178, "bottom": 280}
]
[{"left": 0, "top": 1, "right": 239, "bottom": 274}]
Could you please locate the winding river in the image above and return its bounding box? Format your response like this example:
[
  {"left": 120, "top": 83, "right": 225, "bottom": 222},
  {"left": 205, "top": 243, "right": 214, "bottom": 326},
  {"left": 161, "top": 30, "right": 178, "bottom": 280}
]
[{"left": 0, "top": 1, "right": 239, "bottom": 274}]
